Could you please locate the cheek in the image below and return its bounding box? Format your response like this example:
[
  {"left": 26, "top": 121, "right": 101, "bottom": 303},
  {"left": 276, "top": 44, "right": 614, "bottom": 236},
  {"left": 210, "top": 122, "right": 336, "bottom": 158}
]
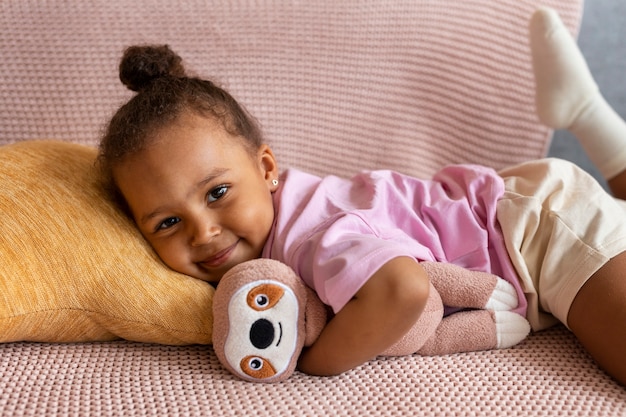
[
  {"left": 232, "top": 191, "right": 275, "bottom": 238},
  {"left": 149, "top": 238, "right": 187, "bottom": 270}
]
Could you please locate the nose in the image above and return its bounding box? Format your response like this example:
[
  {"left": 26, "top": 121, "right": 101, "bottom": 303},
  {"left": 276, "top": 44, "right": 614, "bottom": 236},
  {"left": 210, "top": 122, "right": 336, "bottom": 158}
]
[
  {"left": 249, "top": 319, "right": 274, "bottom": 349},
  {"left": 189, "top": 217, "right": 220, "bottom": 246}
]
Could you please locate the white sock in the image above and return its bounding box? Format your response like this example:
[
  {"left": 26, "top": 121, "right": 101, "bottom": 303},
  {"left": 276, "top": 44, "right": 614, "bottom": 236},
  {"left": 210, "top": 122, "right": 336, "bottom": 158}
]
[{"left": 529, "top": 7, "right": 626, "bottom": 180}]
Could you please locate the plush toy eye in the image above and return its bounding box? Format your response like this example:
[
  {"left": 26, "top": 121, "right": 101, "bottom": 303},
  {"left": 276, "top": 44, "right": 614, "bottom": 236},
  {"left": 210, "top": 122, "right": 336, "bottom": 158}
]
[
  {"left": 248, "top": 356, "right": 264, "bottom": 370},
  {"left": 255, "top": 294, "right": 269, "bottom": 308},
  {"left": 240, "top": 355, "right": 277, "bottom": 380},
  {"left": 247, "top": 283, "right": 284, "bottom": 311}
]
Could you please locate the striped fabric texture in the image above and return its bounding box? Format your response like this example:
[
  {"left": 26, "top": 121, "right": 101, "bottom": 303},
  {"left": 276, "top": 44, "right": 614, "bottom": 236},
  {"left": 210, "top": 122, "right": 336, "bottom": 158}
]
[{"left": 1, "top": 0, "right": 581, "bottom": 179}]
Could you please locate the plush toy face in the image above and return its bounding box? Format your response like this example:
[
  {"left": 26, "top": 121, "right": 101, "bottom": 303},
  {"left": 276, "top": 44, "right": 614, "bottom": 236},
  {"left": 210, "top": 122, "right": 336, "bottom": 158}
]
[
  {"left": 223, "top": 279, "right": 300, "bottom": 381},
  {"left": 213, "top": 259, "right": 327, "bottom": 383}
]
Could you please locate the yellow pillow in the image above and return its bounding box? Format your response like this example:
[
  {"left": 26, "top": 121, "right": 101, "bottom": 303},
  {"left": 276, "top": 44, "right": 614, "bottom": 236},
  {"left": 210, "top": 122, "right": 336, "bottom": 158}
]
[{"left": 0, "top": 140, "right": 213, "bottom": 344}]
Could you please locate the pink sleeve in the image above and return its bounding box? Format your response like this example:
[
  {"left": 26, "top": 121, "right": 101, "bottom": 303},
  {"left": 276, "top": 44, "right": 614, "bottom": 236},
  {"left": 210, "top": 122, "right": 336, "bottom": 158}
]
[{"left": 289, "top": 214, "right": 420, "bottom": 313}]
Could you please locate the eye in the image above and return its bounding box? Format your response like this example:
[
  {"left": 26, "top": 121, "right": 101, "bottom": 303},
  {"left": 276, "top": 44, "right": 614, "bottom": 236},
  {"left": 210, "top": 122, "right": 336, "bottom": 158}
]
[
  {"left": 254, "top": 294, "right": 269, "bottom": 308},
  {"left": 207, "top": 185, "right": 229, "bottom": 203},
  {"left": 240, "top": 355, "right": 277, "bottom": 380},
  {"left": 248, "top": 357, "right": 264, "bottom": 371},
  {"left": 156, "top": 217, "right": 180, "bottom": 231},
  {"left": 246, "top": 283, "right": 284, "bottom": 311}
]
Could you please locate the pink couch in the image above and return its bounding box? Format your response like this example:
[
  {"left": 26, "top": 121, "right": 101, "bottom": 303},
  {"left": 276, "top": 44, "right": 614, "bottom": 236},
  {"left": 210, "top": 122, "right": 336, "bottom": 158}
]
[{"left": 1, "top": 0, "right": 625, "bottom": 416}]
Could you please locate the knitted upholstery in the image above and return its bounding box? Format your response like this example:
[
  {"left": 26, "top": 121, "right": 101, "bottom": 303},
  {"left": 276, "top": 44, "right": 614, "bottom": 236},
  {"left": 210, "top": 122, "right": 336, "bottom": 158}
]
[
  {"left": 1, "top": 328, "right": 625, "bottom": 417},
  {"left": 1, "top": 0, "right": 580, "bottom": 179}
]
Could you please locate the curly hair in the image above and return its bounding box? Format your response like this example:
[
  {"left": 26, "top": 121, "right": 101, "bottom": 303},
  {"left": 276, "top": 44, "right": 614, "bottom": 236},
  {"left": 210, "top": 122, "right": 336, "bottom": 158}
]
[{"left": 97, "top": 44, "right": 264, "bottom": 194}]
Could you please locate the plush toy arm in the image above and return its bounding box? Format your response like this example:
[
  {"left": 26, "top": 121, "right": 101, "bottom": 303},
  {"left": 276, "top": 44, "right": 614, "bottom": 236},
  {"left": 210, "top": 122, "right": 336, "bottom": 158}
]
[
  {"left": 420, "top": 261, "right": 519, "bottom": 311},
  {"left": 417, "top": 310, "right": 530, "bottom": 355}
]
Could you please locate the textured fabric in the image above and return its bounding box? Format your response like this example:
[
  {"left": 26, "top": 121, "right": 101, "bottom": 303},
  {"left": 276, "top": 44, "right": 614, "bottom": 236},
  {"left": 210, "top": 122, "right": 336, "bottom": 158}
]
[
  {"left": 0, "top": 141, "right": 214, "bottom": 345},
  {"left": 1, "top": 327, "right": 625, "bottom": 417},
  {"left": 264, "top": 167, "right": 526, "bottom": 316},
  {"left": 0, "top": 0, "right": 581, "bottom": 180}
]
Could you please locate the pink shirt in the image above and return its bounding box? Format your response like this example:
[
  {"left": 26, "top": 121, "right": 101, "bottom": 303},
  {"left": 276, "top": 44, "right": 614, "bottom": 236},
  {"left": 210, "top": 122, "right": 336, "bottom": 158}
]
[{"left": 262, "top": 167, "right": 526, "bottom": 316}]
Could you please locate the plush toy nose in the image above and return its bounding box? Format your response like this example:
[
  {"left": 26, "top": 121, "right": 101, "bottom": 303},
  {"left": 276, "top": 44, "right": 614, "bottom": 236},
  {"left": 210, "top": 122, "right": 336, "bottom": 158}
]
[{"left": 249, "top": 318, "right": 274, "bottom": 349}]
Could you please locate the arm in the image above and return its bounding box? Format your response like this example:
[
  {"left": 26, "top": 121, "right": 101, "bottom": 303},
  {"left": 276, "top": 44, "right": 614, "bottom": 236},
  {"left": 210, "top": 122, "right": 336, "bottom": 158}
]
[{"left": 297, "top": 256, "right": 430, "bottom": 376}]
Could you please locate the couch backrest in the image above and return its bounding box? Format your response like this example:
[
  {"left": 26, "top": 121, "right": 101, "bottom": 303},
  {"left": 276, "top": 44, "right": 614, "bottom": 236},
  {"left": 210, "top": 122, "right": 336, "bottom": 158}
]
[{"left": 0, "top": 0, "right": 581, "bottom": 179}]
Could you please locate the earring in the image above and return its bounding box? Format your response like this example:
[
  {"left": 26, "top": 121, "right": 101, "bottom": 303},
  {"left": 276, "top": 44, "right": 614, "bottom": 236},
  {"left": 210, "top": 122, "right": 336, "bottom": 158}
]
[{"left": 272, "top": 179, "right": 279, "bottom": 186}]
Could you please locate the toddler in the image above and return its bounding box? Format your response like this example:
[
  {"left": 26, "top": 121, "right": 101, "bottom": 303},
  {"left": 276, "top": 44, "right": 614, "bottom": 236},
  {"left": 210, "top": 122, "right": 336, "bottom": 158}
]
[{"left": 98, "top": 8, "right": 626, "bottom": 384}]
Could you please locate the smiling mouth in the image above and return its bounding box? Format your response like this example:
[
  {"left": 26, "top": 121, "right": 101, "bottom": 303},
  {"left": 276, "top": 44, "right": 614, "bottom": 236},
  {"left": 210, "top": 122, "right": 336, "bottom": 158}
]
[
  {"left": 200, "top": 240, "right": 239, "bottom": 268},
  {"left": 276, "top": 322, "right": 283, "bottom": 347}
]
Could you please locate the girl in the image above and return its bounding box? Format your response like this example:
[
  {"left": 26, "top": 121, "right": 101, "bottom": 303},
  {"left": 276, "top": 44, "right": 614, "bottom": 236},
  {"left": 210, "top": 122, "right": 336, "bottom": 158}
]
[{"left": 98, "top": 8, "right": 626, "bottom": 384}]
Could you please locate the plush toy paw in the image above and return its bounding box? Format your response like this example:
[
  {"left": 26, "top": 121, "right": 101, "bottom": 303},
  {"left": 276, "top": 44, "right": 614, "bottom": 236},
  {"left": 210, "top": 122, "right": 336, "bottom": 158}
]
[
  {"left": 493, "top": 311, "right": 531, "bottom": 349},
  {"left": 485, "top": 277, "right": 519, "bottom": 311}
]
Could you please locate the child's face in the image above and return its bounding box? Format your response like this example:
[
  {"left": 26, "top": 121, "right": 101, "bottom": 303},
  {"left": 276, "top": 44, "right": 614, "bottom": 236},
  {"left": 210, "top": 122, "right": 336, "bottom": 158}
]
[{"left": 113, "top": 112, "right": 279, "bottom": 284}]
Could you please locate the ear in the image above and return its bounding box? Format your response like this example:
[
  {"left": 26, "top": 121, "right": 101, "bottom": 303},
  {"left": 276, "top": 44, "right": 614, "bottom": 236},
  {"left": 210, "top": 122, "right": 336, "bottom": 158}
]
[{"left": 257, "top": 144, "right": 280, "bottom": 191}]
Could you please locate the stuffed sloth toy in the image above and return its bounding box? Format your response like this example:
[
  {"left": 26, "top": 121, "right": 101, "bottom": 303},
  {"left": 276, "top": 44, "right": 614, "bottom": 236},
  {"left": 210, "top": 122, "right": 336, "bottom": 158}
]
[{"left": 212, "top": 258, "right": 530, "bottom": 383}]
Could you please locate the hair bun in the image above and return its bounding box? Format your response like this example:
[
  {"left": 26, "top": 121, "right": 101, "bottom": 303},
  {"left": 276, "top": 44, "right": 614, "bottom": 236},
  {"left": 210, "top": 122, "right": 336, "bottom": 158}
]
[{"left": 119, "top": 44, "right": 186, "bottom": 92}]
